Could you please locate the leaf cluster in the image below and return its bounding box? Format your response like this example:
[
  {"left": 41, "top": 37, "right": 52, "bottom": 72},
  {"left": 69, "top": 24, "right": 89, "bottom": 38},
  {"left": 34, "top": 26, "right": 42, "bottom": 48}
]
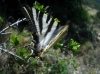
[
  {"left": 33, "top": 1, "right": 60, "bottom": 23},
  {"left": 33, "top": 1, "right": 46, "bottom": 13},
  {"left": 10, "top": 35, "right": 21, "bottom": 46},
  {"left": 68, "top": 39, "right": 81, "bottom": 52},
  {"left": 0, "top": 16, "right": 3, "bottom": 23}
]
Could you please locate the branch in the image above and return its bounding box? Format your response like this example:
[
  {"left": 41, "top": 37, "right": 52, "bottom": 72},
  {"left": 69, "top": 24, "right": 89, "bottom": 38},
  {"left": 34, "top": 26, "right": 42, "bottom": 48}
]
[
  {"left": 1, "top": 32, "right": 12, "bottom": 34},
  {"left": 0, "top": 18, "right": 27, "bottom": 60},
  {"left": 0, "top": 18, "right": 26, "bottom": 34},
  {"left": 0, "top": 47, "right": 24, "bottom": 60}
]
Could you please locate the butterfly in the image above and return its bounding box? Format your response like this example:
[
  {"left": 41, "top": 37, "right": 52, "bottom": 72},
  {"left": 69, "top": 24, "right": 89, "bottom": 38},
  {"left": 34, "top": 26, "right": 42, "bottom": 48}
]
[{"left": 21, "top": 4, "right": 68, "bottom": 58}]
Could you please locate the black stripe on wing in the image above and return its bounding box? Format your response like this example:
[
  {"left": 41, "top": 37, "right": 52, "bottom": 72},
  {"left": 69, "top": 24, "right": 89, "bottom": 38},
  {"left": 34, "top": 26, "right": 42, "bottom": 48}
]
[
  {"left": 45, "top": 19, "right": 55, "bottom": 37},
  {"left": 38, "top": 12, "right": 44, "bottom": 35},
  {"left": 46, "top": 14, "right": 51, "bottom": 23},
  {"left": 42, "top": 21, "right": 59, "bottom": 46},
  {"left": 21, "top": 5, "right": 40, "bottom": 43},
  {"left": 21, "top": 5, "right": 37, "bottom": 33},
  {"left": 36, "top": 9, "right": 39, "bottom": 20}
]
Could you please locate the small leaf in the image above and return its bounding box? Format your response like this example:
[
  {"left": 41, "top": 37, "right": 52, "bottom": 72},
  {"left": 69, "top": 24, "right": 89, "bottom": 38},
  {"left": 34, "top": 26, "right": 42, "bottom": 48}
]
[
  {"left": 73, "top": 46, "right": 77, "bottom": 50},
  {"left": 33, "top": 1, "right": 46, "bottom": 13},
  {"left": 54, "top": 18, "right": 60, "bottom": 23},
  {"left": 10, "top": 35, "right": 21, "bottom": 46},
  {"left": 0, "top": 16, "right": 3, "bottom": 22},
  {"left": 68, "top": 39, "right": 81, "bottom": 52}
]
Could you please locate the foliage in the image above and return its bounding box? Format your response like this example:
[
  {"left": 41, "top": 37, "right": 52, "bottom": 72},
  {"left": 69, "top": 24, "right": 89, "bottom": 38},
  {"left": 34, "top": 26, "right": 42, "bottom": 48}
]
[
  {"left": 54, "top": 39, "right": 81, "bottom": 53},
  {"left": 0, "top": 1, "right": 97, "bottom": 74},
  {"left": 43, "top": 50, "right": 79, "bottom": 74},
  {"left": 54, "top": 18, "right": 60, "bottom": 23},
  {"left": 9, "top": 34, "right": 30, "bottom": 65},
  {"left": 64, "top": 0, "right": 89, "bottom": 24},
  {"left": 16, "top": 48, "right": 29, "bottom": 65},
  {"left": 83, "top": 0, "right": 100, "bottom": 10},
  {"left": 68, "top": 39, "right": 81, "bottom": 52},
  {"left": 33, "top": 1, "right": 60, "bottom": 23},
  {"left": 0, "top": 16, "right": 3, "bottom": 23},
  {"left": 21, "top": 30, "right": 30, "bottom": 36},
  {"left": 81, "top": 8, "right": 91, "bottom": 23},
  {"left": 10, "top": 35, "right": 21, "bottom": 46},
  {"left": 54, "top": 40, "right": 65, "bottom": 52},
  {"left": 96, "top": 11, "right": 100, "bottom": 19},
  {"left": 17, "top": 48, "right": 30, "bottom": 59},
  {"left": 10, "top": 30, "right": 32, "bottom": 58},
  {"left": 50, "top": 57, "right": 68, "bottom": 74},
  {"left": 67, "top": 57, "right": 79, "bottom": 69},
  {"left": 33, "top": 1, "right": 46, "bottom": 13},
  {"left": 92, "top": 15, "right": 100, "bottom": 23}
]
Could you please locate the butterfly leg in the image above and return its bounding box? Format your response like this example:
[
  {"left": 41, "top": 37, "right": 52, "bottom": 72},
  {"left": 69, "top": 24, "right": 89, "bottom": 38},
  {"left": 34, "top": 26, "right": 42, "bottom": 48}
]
[{"left": 30, "top": 40, "right": 41, "bottom": 57}]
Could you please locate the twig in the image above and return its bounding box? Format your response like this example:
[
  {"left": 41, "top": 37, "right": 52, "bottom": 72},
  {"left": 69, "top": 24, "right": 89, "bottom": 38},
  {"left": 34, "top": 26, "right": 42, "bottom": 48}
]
[
  {"left": 1, "top": 32, "right": 12, "bottom": 34},
  {"left": 0, "top": 18, "right": 26, "bottom": 34},
  {"left": 0, "top": 18, "right": 27, "bottom": 60},
  {"left": 0, "top": 47, "right": 24, "bottom": 60}
]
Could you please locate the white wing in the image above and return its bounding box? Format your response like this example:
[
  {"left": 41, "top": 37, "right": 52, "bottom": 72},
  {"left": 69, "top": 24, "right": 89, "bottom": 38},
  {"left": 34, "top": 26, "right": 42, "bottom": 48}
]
[
  {"left": 32, "top": 7, "right": 59, "bottom": 49},
  {"left": 32, "top": 8, "right": 41, "bottom": 35},
  {"left": 22, "top": 5, "right": 68, "bottom": 56}
]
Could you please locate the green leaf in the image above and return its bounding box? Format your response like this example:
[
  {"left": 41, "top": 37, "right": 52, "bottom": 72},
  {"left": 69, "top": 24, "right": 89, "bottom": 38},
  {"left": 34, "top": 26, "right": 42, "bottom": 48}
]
[
  {"left": 73, "top": 46, "right": 77, "bottom": 50},
  {"left": 33, "top": 1, "right": 46, "bottom": 13},
  {"left": 54, "top": 18, "right": 60, "bottom": 23},
  {"left": 68, "top": 39, "right": 81, "bottom": 52},
  {"left": 10, "top": 35, "right": 21, "bottom": 46},
  {"left": 0, "top": 16, "right": 3, "bottom": 22},
  {"left": 17, "top": 48, "right": 29, "bottom": 60}
]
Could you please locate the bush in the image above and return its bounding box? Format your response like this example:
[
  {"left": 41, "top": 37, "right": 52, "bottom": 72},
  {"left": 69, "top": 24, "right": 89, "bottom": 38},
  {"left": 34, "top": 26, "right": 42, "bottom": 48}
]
[{"left": 96, "top": 11, "right": 100, "bottom": 19}]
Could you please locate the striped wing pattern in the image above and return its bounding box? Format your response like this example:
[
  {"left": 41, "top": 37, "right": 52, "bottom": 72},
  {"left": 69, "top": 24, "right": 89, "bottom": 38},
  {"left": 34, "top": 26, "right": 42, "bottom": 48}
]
[{"left": 22, "top": 5, "right": 68, "bottom": 57}]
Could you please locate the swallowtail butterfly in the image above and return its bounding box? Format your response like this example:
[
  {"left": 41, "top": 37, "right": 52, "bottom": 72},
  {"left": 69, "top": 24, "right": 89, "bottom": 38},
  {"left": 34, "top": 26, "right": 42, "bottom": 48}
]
[{"left": 21, "top": 4, "right": 68, "bottom": 58}]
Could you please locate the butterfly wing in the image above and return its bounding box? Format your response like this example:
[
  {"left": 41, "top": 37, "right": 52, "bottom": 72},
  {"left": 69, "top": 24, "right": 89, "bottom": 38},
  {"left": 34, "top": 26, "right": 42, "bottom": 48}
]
[
  {"left": 40, "top": 25, "right": 68, "bottom": 57},
  {"left": 22, "top": 5, "right": 68, "bottom": 57},
  {"left": 31, "top": 7, "right": 61, "bottom": 49},
  {"left": 21, "top": 5, "right": 37, "bottom": 33}
]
